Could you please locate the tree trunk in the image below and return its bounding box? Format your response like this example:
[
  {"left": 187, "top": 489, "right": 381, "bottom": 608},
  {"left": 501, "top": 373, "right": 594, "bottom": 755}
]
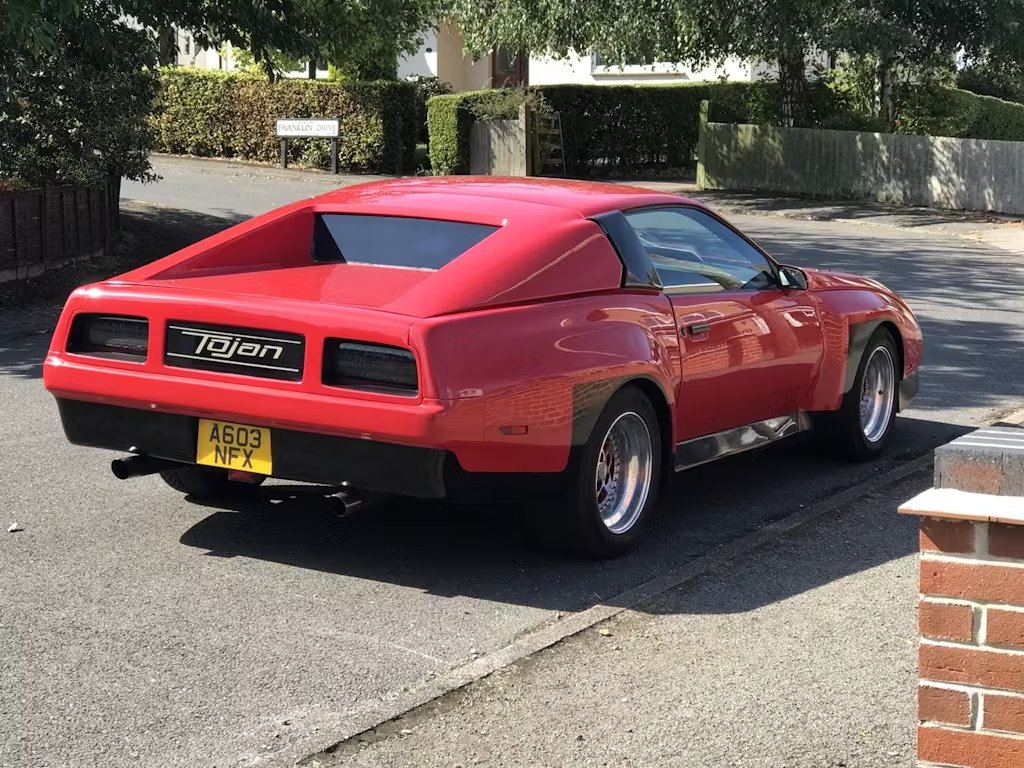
[
  {"left": 262, "top": 55, "right": 278, "bottom": 83},
  {"left": 777, "top": 51, "right": 808, "bottom": 127},
  {"left": 876, "top": 52, "right": 895, "bottom": 129},
  {"left": 156, "top": 26, "right": 177, "bottom": 67},
  {"left": 308, "top": 57, "right": 317, "bottom": 80}
]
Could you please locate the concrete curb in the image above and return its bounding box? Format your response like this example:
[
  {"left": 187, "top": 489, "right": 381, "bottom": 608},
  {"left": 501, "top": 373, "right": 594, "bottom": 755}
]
[{"left": 280, "top": 451, "right": 936, "bottom": 768}]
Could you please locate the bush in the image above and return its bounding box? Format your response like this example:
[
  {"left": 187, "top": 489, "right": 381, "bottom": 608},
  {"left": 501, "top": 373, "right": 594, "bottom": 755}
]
[
  {"left": 537, "top": 83, "right": 755, "bottom": 177},
  {"left": 957, "top": 62, "right": 1024, "bottom": 105},
  {"left": 426, "top": 81, "right": 849, "bottom": 178},
  {"left": 1, "top": 9, "right": 158, "bottom": 186},
  {"left": 428, "top": 80, "right": 1024, "bottom": 179},
  {"left": 410, "top": 76, "right": 453, "bottom": 144},
  {"left": 153, "top": 68, "right": 417, "bottom": 174},
  {"left": 894, "top": 86, "right": 1024, "bottom": 141},
  {"left": 426, "top": 92, "right": 477, "bottom": 175}
]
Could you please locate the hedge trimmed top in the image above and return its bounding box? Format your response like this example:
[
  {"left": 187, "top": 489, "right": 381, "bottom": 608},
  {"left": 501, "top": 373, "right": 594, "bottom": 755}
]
[
  {"left": 153, "top": 68, "right": 418, "bottom": 174},
  {"left": 428, "top": 80, "right": 1024, "bottom": 177},
  {"left": 154, "top": 70, "right": 1024, "bottom": 179},
  {"left": 427, "top": 82, "right": 767, "bottom": 177}
]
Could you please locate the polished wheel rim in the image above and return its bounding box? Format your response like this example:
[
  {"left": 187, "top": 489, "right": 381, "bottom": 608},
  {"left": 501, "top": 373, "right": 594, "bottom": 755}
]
[
  {"left": 595, "top": 412, "right": 653, "bottom": 535},
  {"left": 860, "top": 345, "right": 896, "bottom": 444}
]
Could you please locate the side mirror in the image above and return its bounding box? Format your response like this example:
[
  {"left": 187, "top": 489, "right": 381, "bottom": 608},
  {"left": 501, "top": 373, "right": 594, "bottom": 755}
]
[{"left": 778, "top": 265, "right": 808, "bottom": 291}]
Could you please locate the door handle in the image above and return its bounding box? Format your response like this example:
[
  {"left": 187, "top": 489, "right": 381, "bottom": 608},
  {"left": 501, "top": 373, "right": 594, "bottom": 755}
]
[{"left": 685, "top": 322, "right": 711, "bottom": 336}]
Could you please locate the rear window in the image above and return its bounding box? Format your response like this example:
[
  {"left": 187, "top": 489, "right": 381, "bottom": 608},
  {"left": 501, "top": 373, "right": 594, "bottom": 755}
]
[{"left": 313, "top": 214, "right": 498, "bottom": 269}]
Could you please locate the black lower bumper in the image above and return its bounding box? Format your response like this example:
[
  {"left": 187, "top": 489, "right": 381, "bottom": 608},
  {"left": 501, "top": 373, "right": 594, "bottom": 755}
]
[{"left": 56, "top": 398, "right": 449, "bottom": 498}]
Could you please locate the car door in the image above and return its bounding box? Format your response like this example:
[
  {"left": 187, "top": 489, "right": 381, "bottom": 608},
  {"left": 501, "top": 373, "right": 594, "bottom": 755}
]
[{"left": 621, "top": 206, "right": 823, "bottom": 442}]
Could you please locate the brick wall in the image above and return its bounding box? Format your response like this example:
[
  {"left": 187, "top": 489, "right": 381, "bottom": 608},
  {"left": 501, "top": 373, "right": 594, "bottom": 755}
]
[{"left": 902, "top": 476, "right": 1024, "bottom": 767}]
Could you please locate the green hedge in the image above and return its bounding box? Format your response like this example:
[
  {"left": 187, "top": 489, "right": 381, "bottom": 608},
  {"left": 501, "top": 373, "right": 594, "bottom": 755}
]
[
  {"left": 426, "top": 93, "right": 475, "bottom": 175},
  {"left": 537, "top": 83, "right": 762, "bottom": 177},
  {"left": 428, "top": 80, "right": 1024, "bottom": 178},
  {"left": 426, "top": 82, "right": 836, "bottom": 177},
  {"left": 154, "top": 68, "right": 417, "bottom": 174},
  {"left": 896, "top": 86, "right": 1024, "bottom": 141}
]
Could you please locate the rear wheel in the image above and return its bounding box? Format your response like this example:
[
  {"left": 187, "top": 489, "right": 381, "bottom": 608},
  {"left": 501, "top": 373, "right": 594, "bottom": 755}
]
[
  {"left": 159, "top": 466, "right": 264, "bottom": 499},
  {"left": 535, "top": 387, "right": 662, "bottom": 558},
  {"left": 815, "top": 328, "right": 899, "bottom": 461}
]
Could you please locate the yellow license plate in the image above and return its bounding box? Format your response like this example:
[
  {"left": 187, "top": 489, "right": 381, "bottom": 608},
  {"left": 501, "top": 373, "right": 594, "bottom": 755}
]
[{"left": 196, "top": 419, "right": 272, "bottom": 474}]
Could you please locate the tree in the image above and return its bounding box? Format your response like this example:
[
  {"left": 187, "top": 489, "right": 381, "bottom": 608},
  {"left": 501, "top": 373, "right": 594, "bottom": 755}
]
[
  {"left": 296, "top": 0, "right": 442, "bottom": 80},
  {"left": 1, "top": 1, "right": 159, "bottom": 185},
  {"left": 450, "top": 0, "right": 1024, "bottom": 126},
  {"left": 451, "top": 0, "right": 840, "bottom": 124},
  {"left": 143, "top": 0, "right": 441, "bottom": 81}
]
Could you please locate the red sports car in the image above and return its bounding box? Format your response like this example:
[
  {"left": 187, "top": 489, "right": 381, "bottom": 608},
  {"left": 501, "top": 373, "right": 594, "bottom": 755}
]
[{"left": 43, "top": 178, "right": 922, "bottom": 556}]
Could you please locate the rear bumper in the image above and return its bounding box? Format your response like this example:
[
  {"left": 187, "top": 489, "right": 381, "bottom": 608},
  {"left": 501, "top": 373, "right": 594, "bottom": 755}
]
[
  {"left": 55, "top": 398, "right": 566, "bottom": 501},
  {"left": 44, "top": 355, "right": 571, "bottom": 474},
  {"left": 57, "top": 398, "right": 450, "bottom": 498}
]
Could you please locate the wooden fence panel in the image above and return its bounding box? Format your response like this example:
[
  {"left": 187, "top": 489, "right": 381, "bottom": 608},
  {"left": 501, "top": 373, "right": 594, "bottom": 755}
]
[
  {"left": 0, "top": 180, "right": 118, "bottom": 284},
  {"left": 698, "top": 117, "right": 1024, "bottom": 216}
]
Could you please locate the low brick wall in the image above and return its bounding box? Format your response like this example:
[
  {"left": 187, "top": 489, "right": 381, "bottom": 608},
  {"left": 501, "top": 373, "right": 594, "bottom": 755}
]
[
  {"left": 901, "top": 425, "right": 1024, "bottom": 768},
  {"left": 0, "top": 179, "right": 119, "bottom": 284}
]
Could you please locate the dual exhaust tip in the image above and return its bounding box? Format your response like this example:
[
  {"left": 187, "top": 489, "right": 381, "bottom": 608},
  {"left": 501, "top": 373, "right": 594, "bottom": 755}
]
[
  {"left": 110, "top": 454, "right": 176, "bottom": 480},
  {"left": 109, "top": 455, "right": 365, "bottom": 516}
]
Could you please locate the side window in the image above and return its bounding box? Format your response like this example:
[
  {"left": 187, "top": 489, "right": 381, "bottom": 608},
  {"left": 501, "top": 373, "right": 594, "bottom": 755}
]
[{"left": 623, "top": 207, "right": 776, "bottom": 293}]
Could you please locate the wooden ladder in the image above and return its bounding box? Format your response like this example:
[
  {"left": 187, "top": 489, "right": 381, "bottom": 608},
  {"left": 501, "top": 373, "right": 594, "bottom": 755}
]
[{"left": 534, "top": 111, "right": 566, "bottom": 177}]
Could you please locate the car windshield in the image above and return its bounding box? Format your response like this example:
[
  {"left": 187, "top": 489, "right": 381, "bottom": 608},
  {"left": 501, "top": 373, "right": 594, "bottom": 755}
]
[{"left": 313, "top": 214, "right": 498, "bottom": 270}]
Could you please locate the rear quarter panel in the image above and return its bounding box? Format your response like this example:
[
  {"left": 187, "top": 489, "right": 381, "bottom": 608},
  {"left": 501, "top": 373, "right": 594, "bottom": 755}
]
[{"left": 413, "top": 293, "right": 681, "bottom": 473}]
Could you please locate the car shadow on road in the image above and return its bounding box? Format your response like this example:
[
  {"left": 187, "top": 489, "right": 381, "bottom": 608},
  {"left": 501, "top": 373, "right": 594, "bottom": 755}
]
[{"left": 179, "top": 416, "right": 967, "bottom": 616}]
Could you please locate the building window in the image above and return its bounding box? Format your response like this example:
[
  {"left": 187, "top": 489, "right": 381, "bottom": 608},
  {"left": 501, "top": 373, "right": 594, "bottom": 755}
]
[
  {"left": 591, "top": 51, "right": 687, "bottom": 75},
  {"left": 184, "top": 36, "right": 191, "bottom": 55},
  {"left": 592, "top": 51, "right": 649, "bottom": 68},
  {"left": 491, "top": 47, "right": 528, "bottom": 87}
]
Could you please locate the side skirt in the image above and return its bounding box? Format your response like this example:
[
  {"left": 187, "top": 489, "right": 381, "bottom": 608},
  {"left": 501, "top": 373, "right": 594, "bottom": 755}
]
[{"left": 674, "top": 413, "right": 812, "bottom": 472}]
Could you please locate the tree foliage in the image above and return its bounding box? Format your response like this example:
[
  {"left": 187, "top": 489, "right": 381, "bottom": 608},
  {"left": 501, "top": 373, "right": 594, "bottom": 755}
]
[
  {"left": 1, "top": 2, "right": 158, "bottom": 185},
  {"left": 450, "top": 0, "right": 1024, "bottom": 126}
]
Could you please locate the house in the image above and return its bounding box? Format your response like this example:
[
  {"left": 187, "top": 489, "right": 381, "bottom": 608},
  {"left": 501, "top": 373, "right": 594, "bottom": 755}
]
[
  {"left": 170, "top": 30, "right": 329, "bottom": 79},
  {"left": 397, "top": 23, "right": 792, "bottom": 89},
  {"left": 170, "top": 22, "right": 817, "bottom": 87}
]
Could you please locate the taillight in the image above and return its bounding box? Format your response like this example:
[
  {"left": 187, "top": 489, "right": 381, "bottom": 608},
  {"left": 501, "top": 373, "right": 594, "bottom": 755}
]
[
  {"left": 323, "top": 340, "right": 418, "bottom": 395},
  {"left": 67, "top": 314, "right": 148, "bottom": 361}
]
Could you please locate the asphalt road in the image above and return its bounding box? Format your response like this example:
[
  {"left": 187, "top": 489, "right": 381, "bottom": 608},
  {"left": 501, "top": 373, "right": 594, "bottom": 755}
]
[{"left": 2, "top": 159, "right": 1022, "bottom": 767}]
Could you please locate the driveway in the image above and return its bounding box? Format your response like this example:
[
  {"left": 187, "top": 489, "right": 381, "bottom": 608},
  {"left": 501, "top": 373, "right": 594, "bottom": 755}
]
[{"left": 1, "top": 158, "right": 1021, "bottom": 767}]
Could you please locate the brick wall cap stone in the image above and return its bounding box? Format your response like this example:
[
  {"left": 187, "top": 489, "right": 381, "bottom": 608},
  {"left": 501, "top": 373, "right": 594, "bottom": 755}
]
[
  {"left": 900, "top": 487, "right": 1024, "bottom": 526},
  {"left": 936, "top": 426, "right": 1024, "bottom": 495}
]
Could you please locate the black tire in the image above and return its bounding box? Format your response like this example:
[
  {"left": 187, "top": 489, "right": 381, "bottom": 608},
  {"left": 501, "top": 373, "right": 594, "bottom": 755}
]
[
  {"left": 534, "top": 387, "right": 663, "bottom": 558},
  {"left": 159, "top": 466, "right": 264, "bottom": 499},
  {"left": 814, "top": 328, "right": 900, "bottom": 461}
]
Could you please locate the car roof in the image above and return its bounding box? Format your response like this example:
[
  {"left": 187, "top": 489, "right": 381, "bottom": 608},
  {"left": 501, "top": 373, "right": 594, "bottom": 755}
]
[{"left": 314, "top": 176, "right": 699, "bottom": 221}]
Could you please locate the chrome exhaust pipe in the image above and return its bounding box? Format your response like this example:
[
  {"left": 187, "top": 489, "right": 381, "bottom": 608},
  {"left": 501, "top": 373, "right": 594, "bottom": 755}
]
[{"left": 111, "top": 455, "right": 177, "bottom": 480}]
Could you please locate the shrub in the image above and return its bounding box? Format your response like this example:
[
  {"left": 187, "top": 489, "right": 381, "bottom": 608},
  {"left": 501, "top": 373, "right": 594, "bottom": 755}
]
[
  {"left": 957, "top": 61, "right": 1024, "bottom": 105},
  {"left": 427, "top": 82, "right": 803, "bottom": 178},
  {"left": 1, "top": 9, "right": 158, "bottom": 186},
  {"left": 894, "top": 86, "right": 1024, "bottom": 141},
  {"left": 426, "top": 92, "right": 477, "bottom": 175},
  {"left": 153, "top": 68, "right": 417, "bottom": 174},
  {"left": 410, "top": 76, "right": 453, "bottom": 144}
]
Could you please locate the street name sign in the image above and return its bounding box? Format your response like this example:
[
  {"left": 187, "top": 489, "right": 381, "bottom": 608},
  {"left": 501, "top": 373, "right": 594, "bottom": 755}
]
[{"left": 275, "top": 119, "right": 340, "bottom": 138}]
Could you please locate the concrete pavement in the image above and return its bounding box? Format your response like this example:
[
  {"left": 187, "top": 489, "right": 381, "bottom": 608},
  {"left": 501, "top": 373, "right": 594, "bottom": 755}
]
[
  {"left": 2, "top": 156, "right": 1024, "bottom": 767},
  {"left": 311, "top": 468, "right": 928, "bottom": 768}
]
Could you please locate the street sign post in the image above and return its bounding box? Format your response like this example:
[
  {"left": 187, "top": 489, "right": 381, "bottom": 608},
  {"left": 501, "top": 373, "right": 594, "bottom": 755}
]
[{"left": 275, "top": 119, "right": 341, "bottom": 174}]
